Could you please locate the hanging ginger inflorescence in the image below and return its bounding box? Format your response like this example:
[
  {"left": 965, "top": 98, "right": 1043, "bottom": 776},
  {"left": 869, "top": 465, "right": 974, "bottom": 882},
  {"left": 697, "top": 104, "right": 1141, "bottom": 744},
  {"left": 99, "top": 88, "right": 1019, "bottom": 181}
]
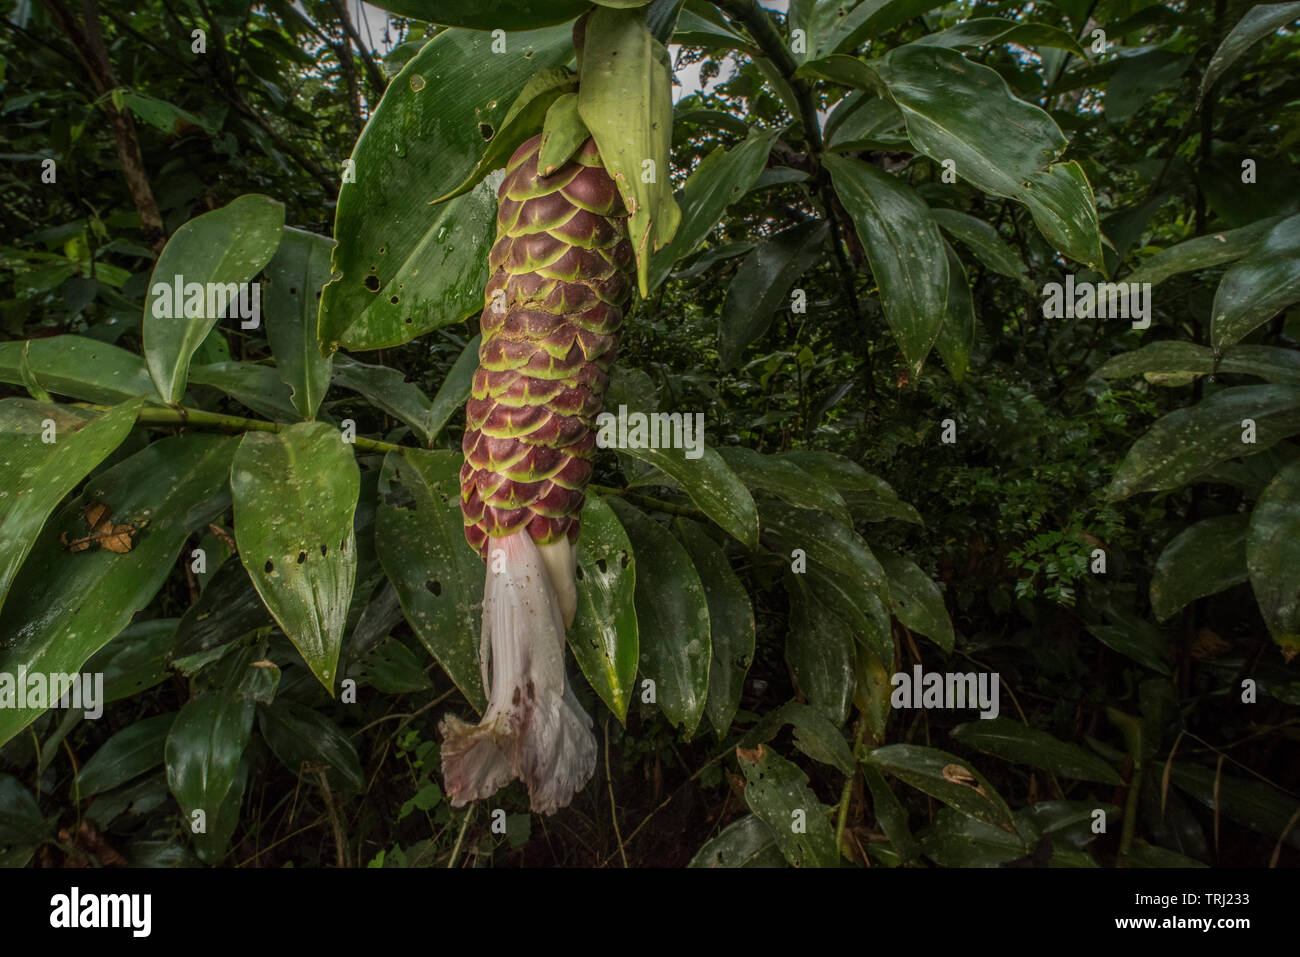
[{"left": 440, "top": 133, "right": 633, "bottom": 814}]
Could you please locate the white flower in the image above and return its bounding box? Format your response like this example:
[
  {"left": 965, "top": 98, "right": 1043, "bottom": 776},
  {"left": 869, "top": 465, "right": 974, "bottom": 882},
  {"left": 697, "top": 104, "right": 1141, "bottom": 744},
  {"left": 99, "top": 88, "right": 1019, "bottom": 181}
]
[{"left": 440, "top": 530, "right": 596, "bottom": 815}]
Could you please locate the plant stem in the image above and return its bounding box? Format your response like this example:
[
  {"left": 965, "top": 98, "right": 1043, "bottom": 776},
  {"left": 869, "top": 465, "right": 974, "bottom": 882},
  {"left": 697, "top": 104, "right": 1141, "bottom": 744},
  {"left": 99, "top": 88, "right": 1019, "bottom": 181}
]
[
  {"left": 834, "top": 717, "right": 866, "bottom": 858},
  {"left": 85, "top": 402, "right": 408, "bottom": 455}
]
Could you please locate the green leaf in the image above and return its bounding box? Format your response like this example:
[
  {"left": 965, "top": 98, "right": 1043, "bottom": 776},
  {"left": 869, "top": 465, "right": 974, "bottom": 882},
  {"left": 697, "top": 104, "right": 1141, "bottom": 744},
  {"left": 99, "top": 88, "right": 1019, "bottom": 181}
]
[
  {"left": 1170, "top": 760, "right": 1300, "bottom": 851},
  {"left": 919, "top": 808, "right": 1032, "bottom": 867},
  {"left": 788, "top": 0, "right": 947, "bottom": 63},
  {"left": 866, "top": 44, "right": 1102, "bottom": 269},
  {"left": 257, "top": 698, "right": 364, "bottom": 793},
  {"left": 878, "top": 551, "right": 954, "bottom": 653},
  {"left": 570, "top": 494, "right": 639, "bottom": 720},
  {"left": 0, "top": 335, "right": 154, "bottom": 404},
  {"left": 362, "top": 0, "right": 588, "bottom": 30},
  {"left": 431, "top": 67, "right": 577, "bottom": 204},
  {"left": 930, "top": 208, "right": 1032, "bottom": 292},
  {"left": 174, "top": 558, "right": 274, "bottom": 660},
  {"left": 375, "top": 449, "right": 486, "bottom": 712},
  {"left": 778, "top": 450, "right": 922, "bottom": 525},
  {"left": 0, "top": 434, "right": 236, "bottom": 747},
  {"left": 537, "top": 92, "right": 589, "bottom": 176},
  {"left": 319, "top": 25, "right": 575, "bottom": 353},
  {"left": 188, "top": 362, "right": 298, "bottom": 422},
  {"left": 935, "top": 243, "right": 974, "bottom": 383},
  {"left": 1211, "top": 214, "right": 1300, "bottom": 350},
  {"left": 357, "top": 637, "right": 435, "bottom": 693},
  {"left": 688, "top": 814, "right": 785, "bottom": 867},
  {"left": 951, "top": 718, "right": 1123, "bottom": 785},
  {"left": 1105, "top": 50, "right": 1191, "bottom": 123},
  {"left": 77, "top": 713, "right": 176, "bottom": 798},
  {"left": 332, "top": 354, "right": 438, "bottom": 446},
  {"left": 88, "top": 618, "right": 180, "bottom": 704},
  {"left": 1086, "top": 622, "right": 1172, "bottom": 675},
  {"left": 1019, "top": 161, "right": 1104, "bottom": 272},
  {"left": 758, "top": 497, "right": 891, "bottom": 661},
  {"left": 861, "top": 764, "right": 920, "bottom": 863},
  {"left": 119, "top": 91, "right": 215, "bottom": 135},
  {"left": 578, "top": 6, "right": 680, "bottom": 296},
  {"left": 648, "top": 129, "right": 777, "bottom": 289},
  {"left": 143, "top": 195, "right": 285, "bottom": 402},
  {"left": 1095, "top": 341, "right": 1300, "bottom": 386},
  {"left": 750, "top": 700, "right": 855, "bottom": 774},
  {"left": 826, "top": 94, "right": 907, "bottom": 152},
  {"left": 18, "top": 341, "right": 50, "bottom": 402},
  {"left": 865, "top": 743, "right": 1014, "bottom": 829},
  {"left": 1150, "top": 514, "right": 1250, "bottom": 621},
  {"left": 673, "top": 517, "right": 754, "bottom": 737},
  {"left": 231, "top": 422, "right": 360, "bottom": 693},
  {"left": 716, "top": 446, "right": 849, "bottom": 523},
  {"left": 1125, "top": 217, "right": 1282, "bottom": 287},
  {"left": 608, "top": 499, "right": 709, "bottom": 736},
  {"left": 1107, "top": 385, "right": 1300, "bottom": 499},
  {"left": 1199, "top": 2, "right": 1300, "bottom": 106},
  {"left": 263, "top": 226, "right": 335, "bottom": 420},
  {"left": 1248, "top": 457, "right": 1300, "bottom": 649},
  {"left": 608, "top": 426, "right": 759, "bottom": 551},
  {"left": 165, "top": 692, "right": 253, "bottom": 862},
  {"left": 0, "top": 398, "right": 142, "bottom": 615},
  {"left": 913, "top": 18, "right": 1088, "bottom": 57},
  {"left": 736, "top": 744, "right": 840, "bottom": 867},
  {"left": 824, "top": 152, "right": 948, "bottom": 376},
  {"left": 427, "top": 335, "right": 482, "bottom": 444},
  {"left": 0, "top": 774, "right": 49, "bottom": 846},
  {"left": 718, "top": 221, "right": 828, "bottom": 370},
  {"left": 786, "top": 577, "right": 855, "bottom": 728}
]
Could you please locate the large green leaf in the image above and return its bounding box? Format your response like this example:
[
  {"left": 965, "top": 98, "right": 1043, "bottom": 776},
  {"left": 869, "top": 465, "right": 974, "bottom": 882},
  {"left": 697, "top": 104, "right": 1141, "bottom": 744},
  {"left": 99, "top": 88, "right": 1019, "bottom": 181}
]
[
  {"left": 758, "top": 497, "right": 891, "bottom": 664},
  {"left": 718, "top": 221, "right": 828, "bottom": 370},
  {"left": 363, "top": 0, "right": 587, "bottom": 30},
  {"left": 570, "top": 494, "right": 639, "bottom": 721},
  {"left": 611, "top": 436, "right": 759, "bottom": 551},
  {"left": 717, "top": 446, "right": 849, "bottom": 523},
  {"left": 736, "top": 744, "right": 840, "bottom": 867},
  {"left": 188, "top": 362, "right": 298, "bottom": 422},
  {"left": 865, "top": 743, "right": 1014, "bottom": 829},
  {"left": 375, "top": 449, "right": 487, "bottom": 712},
  {"left": 143, "top": 195, "right": 285, "bottom": 402},
  {"left": 673, "top": 517, "right": 754, "bottom": 737},
  {"left": 823, "top": 152, "right": 948, "bottom": 377},
  {"left": 0, "top": 434, "right": 236, "bottom": 747},
  {"left": 919, "top": 808, "right": 1033, "bottom": 867},
  {"left": 1107, "top": 385, "right": 1300, "bottom": 499},
  {"left": 257, "top": 698, "right": 364, "bottom": 793},
  {"left": 786, "top": 577, "right": 855, "bottom": 727},
  {"left": 0, "top": 398, "right": 141, "bottom": 615},
  {"left": 951, "top": 718, "right": 1123, "bottom": 785},
  {"left": 319, "top": 25, "right": 574, "bottom": 353},
  {"left": 913, "top": 17, "right": 1087, "bottom": 56},
  {"left": 578, "top": 6, "right": 680, "bottom": 295},
  {"left": 863, "top": 44, "right": 1101, "bottom": 268},
  {"left": 1211, "top": 214, "right": 1300, "bottom": 350},
  {"left": 608, "top": 499, "right": 709, "bottom": 736},
  {"left": 431, "top": 68, "right": 577, "bottom": 204},
  {"left": 1150, "top": 514, "right": 1250, "bottom": 621},
  {"left": 77, "top": 713, "right": 176, "bottom": 798},
  {"left": 779, "top": 450, "right": 922, "bottom": 525},
  {"left": 934, "top": 243, "right": 974, "bottom": 383},
  {"left": 878, "top": 551, "right": 954, "bottom": 653},
  {"left": 1247, "top": 458, "right": 1300, "bottom": 650},
  {"left": 930, "top": 208, "right": 1032, "bottom": 292},
  {"left": 788, "top": 0, "right": 947, "bottom": 63},
  {"left": 648, "top": 129, "right": 777, "bottom": 289},
  {"left": 263, "top": 226, "right": 335, "bottom": 420},
  {"left": 1125, "top": 216, "right": 1282, "bottom": 287},
  {"left": 332, "top": 355, "right": 438, "bottom": 447},
  {"left": 861, "top": 764, "right": 920, "bottom": 862},
  {"left": 0, "top": 335, "right": 154, "bottom": 404},
  {"left": 231, "top": 422, "right": 360, "bottom": 693},
  {"left": 688, "top": 814, "right": 785, "bottom": 867},
  {"left": 1199, "top": 2, "right": 1300, "bottom": 106},
  {"left": 1170, "top": 761, "right": 1300, "bottom": 851},
  {"left": 1095, "top": 341, "right": 1300, "bottom": 386},
  {"left": 165, "top": 692, "right": 254, "bottom": 863}
]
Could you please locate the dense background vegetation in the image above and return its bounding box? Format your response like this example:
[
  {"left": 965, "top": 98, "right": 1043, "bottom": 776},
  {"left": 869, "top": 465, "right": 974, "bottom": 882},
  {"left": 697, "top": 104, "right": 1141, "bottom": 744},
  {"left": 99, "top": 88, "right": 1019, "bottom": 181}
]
[{"left": 0, "top": 0, "right": 1297, "bottom": 868}]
